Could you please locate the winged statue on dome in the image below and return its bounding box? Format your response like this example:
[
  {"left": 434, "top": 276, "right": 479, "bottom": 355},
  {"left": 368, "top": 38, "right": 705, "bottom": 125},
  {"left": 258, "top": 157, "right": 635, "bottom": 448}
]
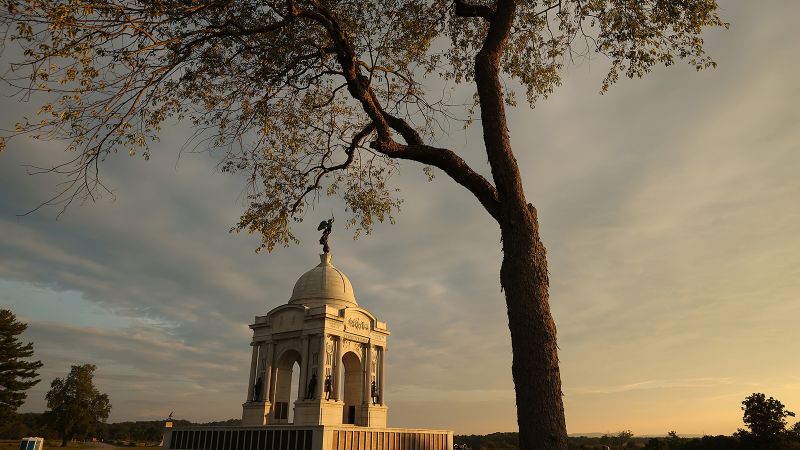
[{"left": 318, "top": 216, "right": 334, "bottom": 253}]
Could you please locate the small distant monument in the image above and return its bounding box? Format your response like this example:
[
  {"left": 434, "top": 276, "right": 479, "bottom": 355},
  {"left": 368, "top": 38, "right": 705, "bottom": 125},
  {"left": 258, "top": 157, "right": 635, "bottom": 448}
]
[
  {"left": 162, "top": 220, "right": 452, "bottom": 450},
  {"left": 160, "top": 412, "right": 173, "bottom": 447}
]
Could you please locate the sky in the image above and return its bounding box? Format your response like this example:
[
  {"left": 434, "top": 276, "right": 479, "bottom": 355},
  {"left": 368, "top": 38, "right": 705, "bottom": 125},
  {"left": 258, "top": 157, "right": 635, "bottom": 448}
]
[{"left": 1, "top": 0, "right": 799, "bottom": 438}]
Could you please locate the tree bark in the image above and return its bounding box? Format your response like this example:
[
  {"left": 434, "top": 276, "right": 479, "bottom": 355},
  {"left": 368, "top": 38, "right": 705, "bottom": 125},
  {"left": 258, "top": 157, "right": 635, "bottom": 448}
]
[{"left": 500, "top": 206, "right": 567, "bottom": 450}]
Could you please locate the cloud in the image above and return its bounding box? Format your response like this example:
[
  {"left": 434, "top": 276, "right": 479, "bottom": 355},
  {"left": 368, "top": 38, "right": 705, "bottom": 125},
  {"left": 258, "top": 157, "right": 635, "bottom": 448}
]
[
  {"left": 568, "top": 378, "right": 734, "bottom": 396},
  {"left": 17, "top": 318, "right": 249, "bottom": 421}
]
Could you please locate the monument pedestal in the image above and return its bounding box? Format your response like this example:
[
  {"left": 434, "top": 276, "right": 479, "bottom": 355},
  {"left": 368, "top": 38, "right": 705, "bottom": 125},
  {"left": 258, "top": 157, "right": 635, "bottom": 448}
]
[
  {"left": 242, "top": 401, "right": 271, "bottom": 426},
  {"left": 294, "top": 399, "right": 345, "bottom": 426},
  {"left": 358, "top": 404, "right": 388, "bottom": 428}
]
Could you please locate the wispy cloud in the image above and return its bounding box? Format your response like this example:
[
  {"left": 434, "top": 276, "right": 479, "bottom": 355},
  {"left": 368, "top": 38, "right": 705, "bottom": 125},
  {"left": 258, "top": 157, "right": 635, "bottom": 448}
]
[{"left": 569, "top": 378, "right": 734, "bottom": 395}]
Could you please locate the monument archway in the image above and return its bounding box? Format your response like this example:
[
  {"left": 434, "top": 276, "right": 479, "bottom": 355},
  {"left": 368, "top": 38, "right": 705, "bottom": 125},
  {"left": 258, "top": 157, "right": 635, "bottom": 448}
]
[
  {"left": 341, "top": 351, "right": 362, "bottom": 424},
  {"left": 273, "top": 348, "right": 301, "bottom": 423}
]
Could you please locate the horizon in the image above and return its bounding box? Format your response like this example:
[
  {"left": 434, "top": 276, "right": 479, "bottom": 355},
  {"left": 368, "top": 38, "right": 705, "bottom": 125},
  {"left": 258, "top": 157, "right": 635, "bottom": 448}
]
[
  {"left": 2, "top": 0, "right": 799, "bottom": 438},
  {"left": 2, "top": 411, "right": 728, "bottom": 439}
]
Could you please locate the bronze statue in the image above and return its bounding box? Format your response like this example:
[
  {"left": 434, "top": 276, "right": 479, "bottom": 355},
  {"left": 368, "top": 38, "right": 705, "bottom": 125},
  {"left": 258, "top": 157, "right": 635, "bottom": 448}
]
[
  {"left": 318, "top": 217, "right": 334, "bottom": 253},
  {"left": 252, "top": 376, "right": 263, "bottom": 402},
  {"left": 324, "top": 375, "right": 333, "bottom": 400},
  {"left": 306, "top": 373, "right": 317, "bottom": 399},
  {"left": 371, "top": 380, "right": 378, "bottom": 405}
]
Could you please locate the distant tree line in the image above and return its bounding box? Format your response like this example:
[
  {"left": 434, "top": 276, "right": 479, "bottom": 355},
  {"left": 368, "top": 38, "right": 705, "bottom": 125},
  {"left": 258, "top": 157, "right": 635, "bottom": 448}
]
[
  {"left": 638, "top": 393, "right": 800, "bottom": 450},
  {"left": 456, "top": 430, "right": 795, "bottom": 450},
  {"left": 456, "top": 394, "right": 800, "bottom": 450},
  {"left": 456, "top": 432, "right": 518, "bottom": 450},
  {"left": 0, "top": 414, "right": 241, "bottom": 444},
  {"left": 455, "top": 431, "right": 649, "bottom": 450}
]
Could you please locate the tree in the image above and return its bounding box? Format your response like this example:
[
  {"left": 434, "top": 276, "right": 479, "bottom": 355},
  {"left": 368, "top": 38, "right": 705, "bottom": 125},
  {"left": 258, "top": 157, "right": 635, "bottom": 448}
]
[
  {"left": 642, "top": 438, "right": 669, "bottom": 450},
  {"left": 666, "top": 431, "right": 679, "bottom": 441},
  {"left": 0, "top": 309, "right": 43, "bottom": 425},
  {"left": 681, "top": 435, "right": 741, "bottom": 450},
  {"left": 0, "top": 0, "right": 725, "bottom": 447},
  {"left": 736, "top": 392, "right": 795, "bottom": 450},
  {"left": 601, "top": 430, "right": 634, "bottom": 448},
  {"left": 790, "top": 421, "right": 800, "bottom": 440},
  {"left": 45, "top": 364, "right": 111, "bottom": 447}
]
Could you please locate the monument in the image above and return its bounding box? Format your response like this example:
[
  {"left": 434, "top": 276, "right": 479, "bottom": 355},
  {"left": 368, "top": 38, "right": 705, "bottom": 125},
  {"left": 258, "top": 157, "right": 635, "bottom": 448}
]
[
  {"left": 240, "top": 250, "right": 389, "bottom": 428},
  {"left": 162, "top": 223, "right": 453, "bottom": 450}
]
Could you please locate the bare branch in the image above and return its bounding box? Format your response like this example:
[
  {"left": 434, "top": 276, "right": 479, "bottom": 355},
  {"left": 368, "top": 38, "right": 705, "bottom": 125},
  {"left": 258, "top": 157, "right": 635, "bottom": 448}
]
[{"left": 290, "top": 123, "right": 375, "bottom": 214}]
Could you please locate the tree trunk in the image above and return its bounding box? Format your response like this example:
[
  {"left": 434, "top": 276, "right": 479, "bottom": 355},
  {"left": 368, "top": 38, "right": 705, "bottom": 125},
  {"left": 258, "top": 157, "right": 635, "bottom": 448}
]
[
  {"left": 500, "top": 205, "right": 567, "bottom": 450},
  {"left": 61, "top": 436, "right": 68, "bottom": 447},
  {"left": 469, "top": 0, "right": 569, "bottom": 447},
  {"left": 318, "top": 0, "right": 568, "bottom": 446}
]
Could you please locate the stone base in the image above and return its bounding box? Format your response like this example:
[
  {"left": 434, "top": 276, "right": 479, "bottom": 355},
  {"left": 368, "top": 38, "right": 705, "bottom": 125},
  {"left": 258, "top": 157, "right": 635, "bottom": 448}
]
[
  {"left": 242, "top": 401, "right": 272, "bottom": 426},
  {"left": 294, "top": 399, "right": 345, "bottom": 426},
  {"left": 163, "top": 424, "right": 453, "bottom": 450},
  {"left": 358, "top": 404, "right": 388, "bottom": 428}
]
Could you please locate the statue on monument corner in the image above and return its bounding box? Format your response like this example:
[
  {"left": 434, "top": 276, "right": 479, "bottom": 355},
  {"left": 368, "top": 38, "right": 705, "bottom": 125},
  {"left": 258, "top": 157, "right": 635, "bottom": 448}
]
[
  {"left": 324, "top": 375, "right": 332, "bottom": 400},
  {"left": 317, "top": 217, "right": 334, "bottom": 253},
  {"left": 252, "top": 376, "right": 263, "bottom": 402},
  {"left": 371, "top": 380, "right": 378, "bottom": 405},
  {"left": 306, "top": 373, "right": 317, "bottom": 399}
]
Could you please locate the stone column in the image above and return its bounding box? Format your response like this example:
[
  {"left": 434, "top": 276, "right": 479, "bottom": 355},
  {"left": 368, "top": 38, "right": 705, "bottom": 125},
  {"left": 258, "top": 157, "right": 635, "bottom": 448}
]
[
  {"left": 246, "top": 344, "right": 258, "bottom": 402},
  {"left": 268, "top": 345, "right": 278, "bottom": 404},
  {"left": 262, "top": 342, "right": 274, "bottom": 402},
  {"left": 378, "top": 346, "right": 385, "bottom": 405},
  {"left": 362, "top": 343, "right": 372, "bottom": 405},
  {"left": 333, "top": 337, "right": 342, "bottom": 400},
  {"left": 317, "top": 333, "right": 327, "bottom": 400},
  {"left": 298, "top": 335, "right": 310, "bottom": 400}
]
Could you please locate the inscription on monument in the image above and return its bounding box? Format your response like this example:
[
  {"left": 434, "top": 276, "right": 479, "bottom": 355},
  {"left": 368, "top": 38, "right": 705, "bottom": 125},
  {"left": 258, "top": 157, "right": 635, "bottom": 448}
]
[
  {"left": 344, "top": 333, "right": 369, "bottom": 344},
  {"left": 347, "top": 318, "right": 370, "bottom": 332}
]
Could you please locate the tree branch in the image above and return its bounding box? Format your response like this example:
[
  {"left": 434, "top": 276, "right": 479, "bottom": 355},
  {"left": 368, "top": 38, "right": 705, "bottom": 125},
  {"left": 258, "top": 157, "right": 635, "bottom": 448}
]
[
  {"left": 371, "top": 140, "right": 500, "bottom": 220},
  {"left": 290, "top": 123, "right": 375, "bottom": 214},
  {"left": 297, "top": 0, "right": 501, "bottom": 220},
  {"left": 454, "top": 0, "right": 495, "bottom": 20},
  {"left": 298, "top": 2, "right": 500, "bottom": 220},
  {"left": 474, "top": 0, "right": 527, "bottom": 211}
]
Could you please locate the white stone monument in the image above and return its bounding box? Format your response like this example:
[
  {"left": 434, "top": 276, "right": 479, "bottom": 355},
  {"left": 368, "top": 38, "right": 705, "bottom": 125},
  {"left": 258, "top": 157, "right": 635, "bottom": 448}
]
[
  {"left": 242, "top": 252, "right": 389, "bottom": 428},
  {"left": 162, "top": 245, "right": 453, "bottom": 450}
]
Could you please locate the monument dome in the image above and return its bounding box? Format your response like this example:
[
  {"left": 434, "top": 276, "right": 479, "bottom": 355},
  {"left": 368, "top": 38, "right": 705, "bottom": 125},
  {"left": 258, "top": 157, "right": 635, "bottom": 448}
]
[{"left": 288, "top": 253, "right": 357, "bottom": 308}]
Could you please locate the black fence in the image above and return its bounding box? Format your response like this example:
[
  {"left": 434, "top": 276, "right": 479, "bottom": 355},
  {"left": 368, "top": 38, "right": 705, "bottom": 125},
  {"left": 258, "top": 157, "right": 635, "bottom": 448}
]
[{"left": 168, "top": 428, "right": 314, "bottom": 450}]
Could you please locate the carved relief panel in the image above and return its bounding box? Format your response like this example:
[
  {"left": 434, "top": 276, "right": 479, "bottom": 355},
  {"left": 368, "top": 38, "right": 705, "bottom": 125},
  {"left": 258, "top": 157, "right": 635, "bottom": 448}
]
[{"left": 343, "top": 309, "right": 373, "bottom": 337}]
